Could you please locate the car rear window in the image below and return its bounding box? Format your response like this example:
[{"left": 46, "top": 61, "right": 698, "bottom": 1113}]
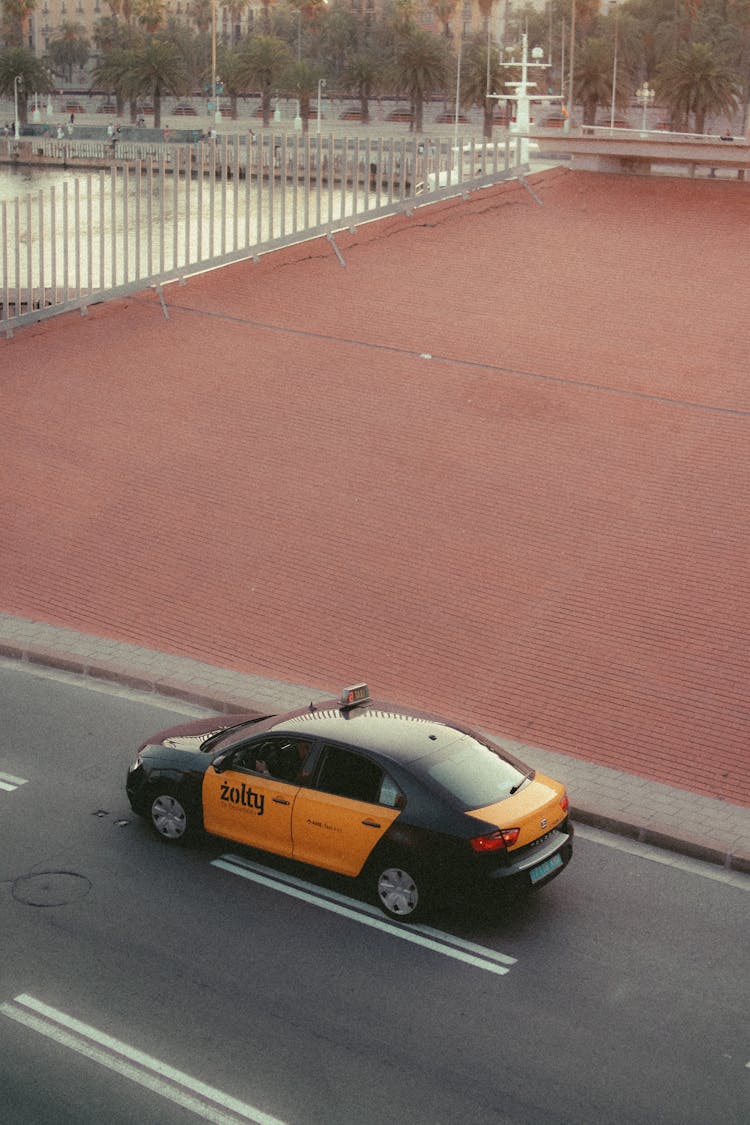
[{"left": 418, "top": 733, "right": 528, "bottom": 809}]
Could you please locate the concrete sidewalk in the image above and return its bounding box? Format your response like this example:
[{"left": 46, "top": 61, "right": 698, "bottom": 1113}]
[{"left": 2, "top": 613, "right": 748, "bottom": 876}]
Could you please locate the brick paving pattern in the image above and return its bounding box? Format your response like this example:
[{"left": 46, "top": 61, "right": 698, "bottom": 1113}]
[{"left": 2, "top": 168, "right": 748, "bottom": 815}]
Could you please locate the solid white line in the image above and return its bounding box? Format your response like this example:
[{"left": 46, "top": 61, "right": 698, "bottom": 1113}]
[
  {"left": 212, "top": 856, "right": 514, "bottom": 976},
  {"left": 416, "top": 924, "right": 517, "bottom": 967},
  {"left": 0, "top": 771, "right": 28, "bottom": 786},
  {"left": 574, "top": 824, "right": 750, "bottom": 892},
  {"left": 0, "top": 1002, "right": 246, "bottom": 1125},
  {"left": 221, "top": 854, "right": 517, "bottom": 968},
  {"left": 3, "top": 995, "right": 287, "bottom": 1125}
]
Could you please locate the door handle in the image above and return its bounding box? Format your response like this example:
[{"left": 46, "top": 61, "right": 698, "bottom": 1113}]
[
  {"left": 273, "top": 796, "right": 290, "bottom": 805},
  {"left": 362, "top": 819, "right": 381, "bottom": 828}
]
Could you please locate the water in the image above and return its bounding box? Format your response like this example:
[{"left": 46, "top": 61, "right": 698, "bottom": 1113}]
[
  {"left": 0, "top": 158, "right": 380, "bottom": 294},
  {"left": 0, "top": 164, "right": 92, "bottom": 202},
  {"left": 0, "top": 137, "right": 510, "bottom": 312}
]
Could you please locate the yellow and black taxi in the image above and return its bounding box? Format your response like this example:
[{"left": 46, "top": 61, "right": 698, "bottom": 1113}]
[{"left": 126, "top": 685, "right": 573, "bottom": 921}]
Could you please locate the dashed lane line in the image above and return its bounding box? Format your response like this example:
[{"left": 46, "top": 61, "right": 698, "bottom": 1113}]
[
  {"left": 0, "top": 771, "right": 28, "bottom": 792},
  {"left": 0, "top": 994, "right": 287, "bottom": 1125},
  {"left": 212, "top": 854, "right": 517, "bottom": 977}
]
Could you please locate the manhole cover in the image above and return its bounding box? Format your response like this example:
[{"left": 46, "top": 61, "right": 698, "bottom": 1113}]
[{"left": 12, "top": 871, "right": 92, "bottom": 907}]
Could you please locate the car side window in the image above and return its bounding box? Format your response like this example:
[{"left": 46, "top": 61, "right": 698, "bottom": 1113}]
[
  {"left": 315, "top": 745, "right": 402, "bottom": 807},
  {"left": 232, "top": 738, "right": 311, "bottom": 784},
  {"left": 378, "top": 772, "right": 403, "bottom": 809}
]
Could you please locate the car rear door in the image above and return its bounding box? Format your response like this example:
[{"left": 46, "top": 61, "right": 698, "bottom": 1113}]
[{"left": 291, "top": 744, "right": 402, "bottom": 876}]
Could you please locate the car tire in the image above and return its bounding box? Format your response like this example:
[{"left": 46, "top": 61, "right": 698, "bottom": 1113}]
[
  {"left": 371, "top": 857, "right": 427, "bottom": 922},
  {"left": 149, "top": 791, "right": 194, "bottom": 844}
]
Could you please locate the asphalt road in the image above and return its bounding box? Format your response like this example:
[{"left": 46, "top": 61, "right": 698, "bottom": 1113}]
[{"left": 1, "top": 661, "right": 747, "bottom": 1125}]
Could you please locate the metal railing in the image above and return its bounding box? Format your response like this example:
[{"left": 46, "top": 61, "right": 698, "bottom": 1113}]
[{"left": 1, "top": 132, "right": 525, "bottom": 336}]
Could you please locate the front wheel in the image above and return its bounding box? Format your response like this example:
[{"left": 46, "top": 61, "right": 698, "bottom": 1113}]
[
  {"left": 150, "top": 792, "right": 192, "bottom": 843},
  {"left": 372, "top": 861, "right": 426, "bottom": 922}
]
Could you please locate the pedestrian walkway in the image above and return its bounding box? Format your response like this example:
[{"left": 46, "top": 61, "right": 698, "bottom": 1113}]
[
  {"left": 1, "top": 168, "right": 748, "bottom": 845},
  {"left": 1, "top": 614, "right": 748, "bottom": 872}
]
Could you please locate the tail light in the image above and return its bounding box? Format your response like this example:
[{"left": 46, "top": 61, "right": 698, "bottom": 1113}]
[
  {"left": 470, "top": 827, "right": 520, "bottom": 853},
  {"left": 560, "top": 794, "right": 570, "bottom": 813}
]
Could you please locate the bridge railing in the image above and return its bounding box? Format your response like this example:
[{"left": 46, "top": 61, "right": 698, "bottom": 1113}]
[{"left": 1, "top": 131, "right": 525, "bottom": 336}]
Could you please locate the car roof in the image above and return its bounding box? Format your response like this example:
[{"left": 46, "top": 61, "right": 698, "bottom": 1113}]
[{"left": 269, "top": 700, "right": 470, "bottom": 765}]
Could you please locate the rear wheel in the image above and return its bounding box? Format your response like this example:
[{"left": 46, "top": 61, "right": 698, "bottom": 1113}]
[
  {"left": 150, "top": 792, "right": 192, "bottom": 843},
  {"left": 372, "top": 860, "right": 426, "bottom": 922}
]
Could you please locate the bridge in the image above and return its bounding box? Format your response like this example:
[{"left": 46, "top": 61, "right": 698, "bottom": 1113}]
[{"left": 532, "top": 127, "right": 750, "bottom": 179}]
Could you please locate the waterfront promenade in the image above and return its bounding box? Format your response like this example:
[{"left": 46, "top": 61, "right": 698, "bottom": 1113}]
[{"left": 1, "top": 166, "right": 748, "bottom": 864}]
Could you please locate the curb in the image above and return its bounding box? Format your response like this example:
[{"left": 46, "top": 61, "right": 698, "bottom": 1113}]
[
  {"left": 570, "top": 806, "right": 750, "bottom": 875},
  {"left": 2, "top": 634, "right": 749, "bottom": 878}
]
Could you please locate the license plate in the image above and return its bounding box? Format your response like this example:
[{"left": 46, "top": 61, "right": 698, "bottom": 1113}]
[{"left": 529, "top": 852, "right": 564, "bottom": 884}]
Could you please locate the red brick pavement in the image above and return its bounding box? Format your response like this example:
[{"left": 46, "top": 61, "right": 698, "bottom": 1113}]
[{"left": 2, "top": 168, "right": 749, "bottom": 806}]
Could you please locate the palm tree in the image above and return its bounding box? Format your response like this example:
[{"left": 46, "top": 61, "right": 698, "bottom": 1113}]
[
  {"left": 342, "top": 51, "right": 381, "bottom": 124},
  {"left": 395, "top": 26, "right": 450, "bottom": 132},
  {"left": 459, "top": 32, "right": 503, "bottom": 139},
  {"left": 46, "top": 21, "right": 90, "bottom": 85},
  {"left": 103, "top": 0, "right": 137, "bottom": 24},
  {"left": 91, "top": 15, "right": 124, "bottom": 56},
  {"left": 187, "top": 0, "right": 212, "bottom": 34},
  {"left": 319, "top": 2, "right": 359, "bottom": 84},
  {"left": 91, "top": 45, "right": 141, "bottom": 120},
  {"left": 573, "top": 37, "right": 614, "bottom": 125},
  {"left": 656, "top": 41, "right": 742, "bottom": 132},
  {"left": 285, "top": 58, "right": 320, "bottom": 133},
  {"left": 216, "top": 44, "right": 245, "bottom": 119},
  {"left": 258, "top": 0, "right": 277, "bottom": 35},
  {"left": 236, "top": 34, "right": 294, "bottom": 126},
  {"left": 0, "top": 0, "right": 38, "bottom": 47},
  {"left": 429, "top": 0, "right": 458, "bottom": 39},
  {"left": 0, "top": 47, "right": 52, "bottom": 125},
  {"left": 128, "top": 37, "right": 189, "bottom": 127},
  {"left": 135, "top": 0, "right": 166, "bottom": 35}
]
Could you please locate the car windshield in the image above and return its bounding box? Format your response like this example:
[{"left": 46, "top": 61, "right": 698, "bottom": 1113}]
[
  {"left": 201, "top": 717, "right": 272, "bottom": 753},
  {"left": 418, "top": 733, "right": 529, "bottom": 809}
]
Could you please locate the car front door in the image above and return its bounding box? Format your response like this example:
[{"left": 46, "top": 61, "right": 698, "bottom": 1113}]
[
  {"left": 292, "top": 744, "right": 402, "bottom": 876},
  {"left": 202, "top": 736, "right": 312, "bottom": 856}
]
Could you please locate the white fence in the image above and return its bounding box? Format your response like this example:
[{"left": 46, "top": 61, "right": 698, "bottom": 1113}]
[{"left": 1, "top": 132, "right": 525, "bottom": 335}]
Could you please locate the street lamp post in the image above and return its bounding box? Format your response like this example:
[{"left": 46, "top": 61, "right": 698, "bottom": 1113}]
[
  {"left": 211, "top": 0, "right": 220, "bottom": 126},
  {"left": 566, "top": 0, "right": 576, "bottom": 133},
  {"left": 316, "top": 78, "right": 326, "bottom": 135},
  {"left": 636, "top": 81, "right": 655, "bottom": 135},
  {"left": 609, "top": 1, "right": 619, "bottom": 131},
  {"left": 294, "top": 10, "right": 302, "bottom": 131},
  {"left": 13, "top": 75, "right": 22, "bottom": 139}
]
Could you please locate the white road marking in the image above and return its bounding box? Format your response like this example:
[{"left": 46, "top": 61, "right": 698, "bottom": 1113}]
[
  {"left": 0, "top": 994, "right": 287, "bottom": 1125},
  {"left": 212, "top": 854, "right": 517, "bottom": 976},
  {"left": 0, "top": 771, "right": 28, "bottom": 792},
  {"left": 574, "top": 824, "right": 750, "bottom": 892}
]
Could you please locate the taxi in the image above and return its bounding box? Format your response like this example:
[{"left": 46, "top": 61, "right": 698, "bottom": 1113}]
[{"left": 126, "top": 685, "right": 573, "bottom": 921}]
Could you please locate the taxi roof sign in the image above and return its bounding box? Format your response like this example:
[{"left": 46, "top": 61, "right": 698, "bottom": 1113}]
[{"left": 340, "top": 683, "right": 370, "bottom": 709}]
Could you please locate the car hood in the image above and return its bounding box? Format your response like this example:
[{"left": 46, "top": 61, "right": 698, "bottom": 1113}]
[{"left": 137, "top": 712, "right": 269, "bottom": 754}]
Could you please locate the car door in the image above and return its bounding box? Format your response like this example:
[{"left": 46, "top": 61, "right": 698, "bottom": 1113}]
[
  {"left": 202, "top": 736, "right": 312, "bottom": 856},
  {"left": 292, "top": 743, "right": 402, "bottom": 876}
]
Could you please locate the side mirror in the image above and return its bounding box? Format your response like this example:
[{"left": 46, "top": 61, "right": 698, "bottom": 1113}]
[{"left": 212, "top": 751, "right": 231, "bottom": 774}]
